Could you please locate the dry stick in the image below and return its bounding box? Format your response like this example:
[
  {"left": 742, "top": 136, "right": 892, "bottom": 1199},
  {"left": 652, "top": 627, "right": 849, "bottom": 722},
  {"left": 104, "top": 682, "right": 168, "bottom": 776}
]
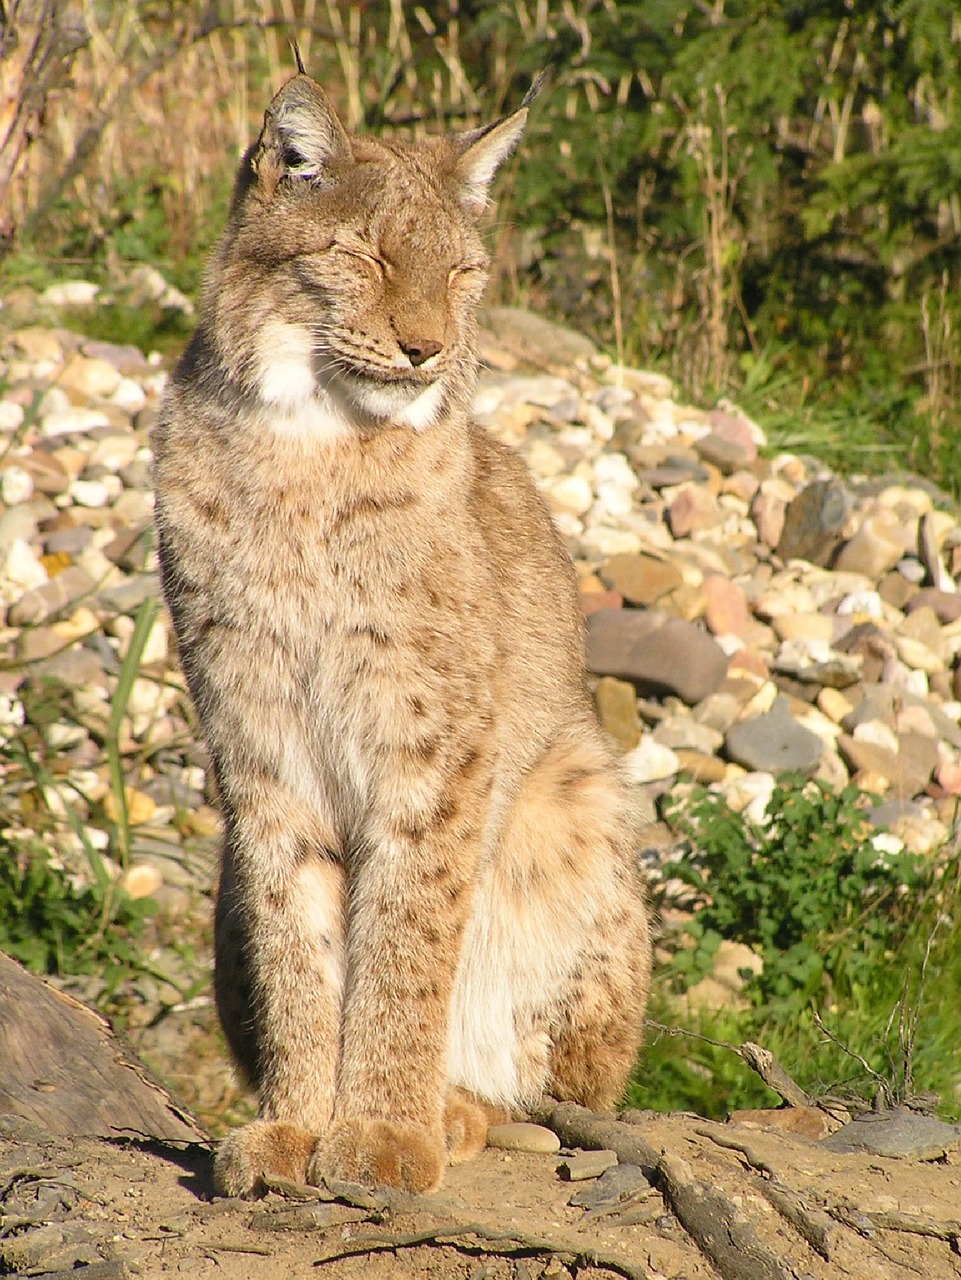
[
  {"left": 695, "top": 1125, "right": 836, "bottom": 1261},
  {"left": 311, "top": 1221, "right": 650, "bottom": 1280},
  {"left": 646, "top": 1021, "right": 816, "bottom": 1110},
  {"left": 812, "top": 1012, "right": 895, "bottom": 1109}
]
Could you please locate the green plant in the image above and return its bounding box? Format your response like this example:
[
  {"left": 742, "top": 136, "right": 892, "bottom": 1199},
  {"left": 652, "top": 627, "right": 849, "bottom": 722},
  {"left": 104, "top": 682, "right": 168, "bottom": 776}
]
[
  {"left": 664, "top": 776, "right": 928, "bottom": 1007},
  {"left": 629, "top": 780, "right": 961, "bottom": 1120},
  {"left": 0, "top": 833, "right": 155, "bottom": 1000}
]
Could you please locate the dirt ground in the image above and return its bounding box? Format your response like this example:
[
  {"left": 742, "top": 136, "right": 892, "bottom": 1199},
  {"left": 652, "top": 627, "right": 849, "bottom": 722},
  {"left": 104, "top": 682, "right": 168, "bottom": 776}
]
[{"left": 3, "top": 1103, "right": 961, "bottom": 1280}]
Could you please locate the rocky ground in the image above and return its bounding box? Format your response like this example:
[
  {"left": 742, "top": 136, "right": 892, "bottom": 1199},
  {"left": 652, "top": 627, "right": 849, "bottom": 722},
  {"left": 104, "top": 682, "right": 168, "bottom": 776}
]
[{"left": 1, "top": 278, "right": 961, "bottom": 1278}]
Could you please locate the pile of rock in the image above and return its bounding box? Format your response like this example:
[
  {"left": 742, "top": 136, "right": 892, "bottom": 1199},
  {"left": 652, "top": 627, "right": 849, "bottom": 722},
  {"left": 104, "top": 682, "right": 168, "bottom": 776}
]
[{"left": 0, "top": 290, "right": 959, "bottom": 937}]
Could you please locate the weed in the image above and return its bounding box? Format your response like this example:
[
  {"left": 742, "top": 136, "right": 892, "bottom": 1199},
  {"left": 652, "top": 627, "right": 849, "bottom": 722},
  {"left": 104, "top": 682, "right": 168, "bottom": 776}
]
[
  {"left": 0, "top": 829, "right": 155, "bottom": 1002},
  {"left": 630, "top": 778, "right": 961, "bottom": 1120}
]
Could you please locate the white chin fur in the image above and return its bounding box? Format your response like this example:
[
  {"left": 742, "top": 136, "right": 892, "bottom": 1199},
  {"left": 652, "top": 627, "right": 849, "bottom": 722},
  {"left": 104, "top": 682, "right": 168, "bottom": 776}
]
[{"left": 254, "top": 320, "right": 446, "bottom": 439}]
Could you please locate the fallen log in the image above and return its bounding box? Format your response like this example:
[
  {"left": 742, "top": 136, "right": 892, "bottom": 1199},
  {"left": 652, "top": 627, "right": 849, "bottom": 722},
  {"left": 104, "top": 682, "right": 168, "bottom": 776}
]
[{"left": 0, "top": 950, "right": 207, "bottom": 1143}]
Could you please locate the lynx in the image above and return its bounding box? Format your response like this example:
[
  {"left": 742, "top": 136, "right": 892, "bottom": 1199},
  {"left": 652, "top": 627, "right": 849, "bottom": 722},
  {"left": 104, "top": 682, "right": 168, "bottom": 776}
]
[{"left": 152, "top": 67, "right": 651, "bottom": 1198}]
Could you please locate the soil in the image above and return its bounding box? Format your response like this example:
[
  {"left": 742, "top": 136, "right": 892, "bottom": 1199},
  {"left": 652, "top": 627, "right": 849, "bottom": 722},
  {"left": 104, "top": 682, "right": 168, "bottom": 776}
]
[{"left": 3, "top": 1104, "right": 961, "bottom": 1279}]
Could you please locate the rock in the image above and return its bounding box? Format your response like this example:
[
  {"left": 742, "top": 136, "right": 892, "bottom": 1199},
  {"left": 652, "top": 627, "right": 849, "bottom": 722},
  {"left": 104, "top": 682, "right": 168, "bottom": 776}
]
[
  {"left": 599, "top": 553, "right": 684, "bottom": 605},
  {"left": 725, "top": 695, "right": 824, "bottom": 775},
  {"left": 568, "top": 1161, "right": 652, "bottom": 1209},
  {"left": 777, "top": 478, "right": 849, "bottom": 565},
  {"left": 486, "top": 1122, "right": 561, "bottom": 1155},
  {"left": 594, "top": 676, "right": 641, "bottom": 749},
  {"left": 559, "top": 1150, "right": 619, "bottom": 1181},
  {"left": 693, "top": 431, "right": 754, "bottom": 474},
  {"left": 40, "top": 407, "right": 112, "bottom": 438},
  {"left": 587, "top": 609, "right": 729, "bottom": 704},
  {"left": 730, "top": 1107, "right": 841, "bottom": 1141},
  {"left": 622, "top": 736, "right": 679, "bottom": 784},
  {"left": 838, "top": 732, "right": 936, "bottom": 798},
  {"left": 480, "top": 306, "right": 597, "bottom": 366},
  {"left": 667, "top": 484, "right": 723, "bottom": 537},
  {"left": 821, "top": 1107, "right": 961, "bottom": 1159},
  {"left": 905, "top": 587, "right": 961, "bottom": 622},
  {"left": 703, "top": 574, "right": 751, "bottom": 639},
  {"left": 57, "top": 353, "right": 123, "bottom": 400},
  {"left": 41, "top": 280, "right": 101, "bottom": 306},
  {"left": 834, "top": 510, "right": 906, "bottom": 578}
]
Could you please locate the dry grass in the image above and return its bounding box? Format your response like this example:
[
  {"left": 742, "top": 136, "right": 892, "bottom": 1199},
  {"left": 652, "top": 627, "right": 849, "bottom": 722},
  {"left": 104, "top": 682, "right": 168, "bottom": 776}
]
[{"left": 11, "top": 0, "right": 544, "bottom": 274}]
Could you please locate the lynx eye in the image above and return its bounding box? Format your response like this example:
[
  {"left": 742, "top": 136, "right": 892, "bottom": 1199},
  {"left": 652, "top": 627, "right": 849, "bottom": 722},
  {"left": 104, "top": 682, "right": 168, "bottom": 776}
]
[
  {"left": 449, "top": 261, "right": 486, "bottom": 284},
  {"left": 336, "top": 243, "right": 388, "bottom": 276}
]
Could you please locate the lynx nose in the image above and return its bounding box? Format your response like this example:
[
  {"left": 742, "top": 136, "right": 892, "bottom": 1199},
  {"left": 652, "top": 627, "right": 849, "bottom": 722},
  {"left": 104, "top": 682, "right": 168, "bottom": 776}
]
[{"left": 402, "top": 338, "right": 443, "bottom": 367}]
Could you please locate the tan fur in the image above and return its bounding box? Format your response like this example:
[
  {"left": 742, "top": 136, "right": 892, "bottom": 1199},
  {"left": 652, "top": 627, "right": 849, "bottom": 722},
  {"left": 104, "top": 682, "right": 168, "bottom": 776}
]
[{"left": 152, "top": 71, "right": 651, "bottom": 1199}]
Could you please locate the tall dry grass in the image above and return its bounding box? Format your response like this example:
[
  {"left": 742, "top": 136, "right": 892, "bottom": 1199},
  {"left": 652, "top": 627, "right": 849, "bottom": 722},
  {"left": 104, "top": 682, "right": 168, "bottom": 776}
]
[{"left": 10, "top": 0, "right": 539, "bottom": 275}]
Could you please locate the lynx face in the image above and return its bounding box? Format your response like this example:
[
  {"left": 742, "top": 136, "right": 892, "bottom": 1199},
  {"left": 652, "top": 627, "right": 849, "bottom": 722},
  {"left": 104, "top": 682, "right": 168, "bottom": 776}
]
[{"left": 203, "top": 77, "right": 523, "bottom": 441}]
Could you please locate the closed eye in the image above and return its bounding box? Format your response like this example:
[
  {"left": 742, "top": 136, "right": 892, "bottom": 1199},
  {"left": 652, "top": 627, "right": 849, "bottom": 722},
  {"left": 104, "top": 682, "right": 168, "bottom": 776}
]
[{"left": 449, "top": 261, "right": 487, "bottom": 283}]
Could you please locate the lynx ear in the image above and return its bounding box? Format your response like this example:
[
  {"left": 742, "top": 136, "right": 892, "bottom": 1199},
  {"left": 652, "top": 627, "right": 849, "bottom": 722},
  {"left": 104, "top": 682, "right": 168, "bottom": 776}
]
[
  {"left": 454, "top": 108, "right": 529, "bottom": 215},
  {"left": 253, "top": 75, "right": 352, "bottom": 189}
]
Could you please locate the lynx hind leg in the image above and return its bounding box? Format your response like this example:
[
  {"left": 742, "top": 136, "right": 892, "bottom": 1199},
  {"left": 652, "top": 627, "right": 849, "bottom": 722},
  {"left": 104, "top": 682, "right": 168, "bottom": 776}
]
[{"left": 502, "top": 726, "right": 651, "bottom": 1112}]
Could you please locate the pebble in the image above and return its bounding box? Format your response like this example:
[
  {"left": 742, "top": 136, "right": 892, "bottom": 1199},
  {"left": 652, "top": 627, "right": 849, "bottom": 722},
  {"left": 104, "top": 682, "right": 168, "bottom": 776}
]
[
  {"left": 568, "top": 1161, "right": 652, "bottom": 1209},
  {"left": 486, "top": 1122, "right": 561, "bottom": 1155},
  {"left": 559, "top": 1149, "right": 619, "bottom": 1181}
]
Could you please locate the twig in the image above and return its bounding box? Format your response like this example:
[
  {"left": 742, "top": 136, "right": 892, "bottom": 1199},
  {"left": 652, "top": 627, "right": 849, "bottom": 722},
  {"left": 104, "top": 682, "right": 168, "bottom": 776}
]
[
  {"left": 312, "top": 1221, "right": 650, "bottom": 1280},
  {"left": 646, "top": 1021, "right": 814, "bottom": 1109},
  {"left": 813, "top": 1011, "right": 895, "bottom": 1109}
]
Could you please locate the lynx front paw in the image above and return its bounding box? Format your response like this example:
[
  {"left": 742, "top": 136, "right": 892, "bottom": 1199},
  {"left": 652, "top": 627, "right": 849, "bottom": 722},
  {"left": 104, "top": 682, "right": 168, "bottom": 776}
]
[
  {"left": 214, "top": 1119, "right": 318, "bottom": 1197},
  {"left": 307, "top": 1117, "right": 445, "bottom": 1193}
]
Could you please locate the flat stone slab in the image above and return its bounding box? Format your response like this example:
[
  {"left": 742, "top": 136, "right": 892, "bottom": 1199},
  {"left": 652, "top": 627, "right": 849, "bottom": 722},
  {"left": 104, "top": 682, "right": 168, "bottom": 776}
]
[{"left": 821, "top": 1107, "right": 961, "bottom": 1159}]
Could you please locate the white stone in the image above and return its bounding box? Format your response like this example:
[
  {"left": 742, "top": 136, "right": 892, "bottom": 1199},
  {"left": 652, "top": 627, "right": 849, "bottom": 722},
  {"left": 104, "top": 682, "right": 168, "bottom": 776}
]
[
  {"left": 41, "top": 407, "right": 112, "bottom": 438},
  {"left": 1, "top": 466, "right": 33, "bottom": 505},
  {"left": 622, "top": 736, "right": 679, "bottom": 784},
  {"left": 871, "top": 832, "right": 905, "bottom": 858},
  {"left": 724, "top": 771, "right": 776, "bottom": 818},
  {"left": 544, "top": 473, "right": 593, "bottom": 517},
  {"left": 69, "top": 477, "right": 113, "bottom": 508},
  {"left": 853, "top": 719, "right": 900, "bottom": 753},
  {"left": 0, "top": 537, "right": 47, "bottom": 604},
  {"left": 110, "top": 377, "right": 147, "bottom": 413},
  {"left": 836, "top": 589, "right": 883, "bottom": 618},
  {"left": 0, "top": 403, "right": 25, "bottom": 433},
  {"left": 579, "top": 526, "right": 643, "bottom": 558},
  {"left": 41, "top": 280, "right": 100, "bottom": 306},
  {"left": 88, "top": 433, "right": 140, "bottom": 473},
  {"left": 524, "top": 438, "right": 566, "bottom": 479}
]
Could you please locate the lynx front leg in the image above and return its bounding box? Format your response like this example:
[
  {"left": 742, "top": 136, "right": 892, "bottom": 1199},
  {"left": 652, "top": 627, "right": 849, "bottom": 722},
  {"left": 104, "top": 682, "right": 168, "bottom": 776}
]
[
  {"left": 212, "top": 795, "right": 346, "bottom": 1197},
  {"left": 308, "top": 751, "right": 490, "bottom": 1193}
]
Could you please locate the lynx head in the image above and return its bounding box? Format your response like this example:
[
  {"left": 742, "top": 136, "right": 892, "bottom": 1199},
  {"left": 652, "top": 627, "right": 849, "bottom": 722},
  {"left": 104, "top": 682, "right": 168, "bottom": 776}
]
[{"left": 199, "top": 73, "right": 533, "bottom": 439}]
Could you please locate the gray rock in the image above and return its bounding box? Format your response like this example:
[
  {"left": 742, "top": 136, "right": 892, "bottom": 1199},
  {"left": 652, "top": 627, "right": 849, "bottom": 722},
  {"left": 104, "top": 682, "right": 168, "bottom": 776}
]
[
  {"left": 725, "top": 695, "right": 824, "bottom": 775},
  {"left": 586, "top": 609, "right": 729, "bottom": 704},
  {"left": 7, "top": 565, "right": 96, "bottom": 625},
  {"left": 480, "top": 306, "right": 598, "bottom": 365},
  {"left": 559, "top": 1149, "right": 619, "bottom": 1181},
  {"left": 821, "top": 1107, "right": 961, "bottom": 1159},
  {"left": 777, "top": 477, "right": 850, "bottom": 565},
  {"left": 568, "top": 1161, "right": 652, "bottom": 1209}
]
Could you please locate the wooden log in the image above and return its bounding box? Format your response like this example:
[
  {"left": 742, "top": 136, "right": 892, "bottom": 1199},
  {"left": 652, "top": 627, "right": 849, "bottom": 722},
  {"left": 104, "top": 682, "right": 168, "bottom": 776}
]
[{"left": 0, "top": 950, "right": 207, "bottom": 1143}]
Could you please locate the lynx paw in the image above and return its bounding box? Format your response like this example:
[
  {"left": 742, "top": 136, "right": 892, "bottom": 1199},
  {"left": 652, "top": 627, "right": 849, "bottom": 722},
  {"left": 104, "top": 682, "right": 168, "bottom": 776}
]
[
  {"left": 307, "top": 1117, "right": 445, "bottom": 1193},
  {"left": 214, "top": 1119, "right": 318, "bottom": 1198},
  {"left": 443, "top": 1087, "right": 510, "bottom": 1164}
]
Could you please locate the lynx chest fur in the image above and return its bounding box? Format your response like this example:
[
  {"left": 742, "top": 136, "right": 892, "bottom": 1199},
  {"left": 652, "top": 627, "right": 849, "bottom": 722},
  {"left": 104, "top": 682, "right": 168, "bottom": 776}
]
[{"left": 153, "top": 70, "right": 651, "bottom": 1198}]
